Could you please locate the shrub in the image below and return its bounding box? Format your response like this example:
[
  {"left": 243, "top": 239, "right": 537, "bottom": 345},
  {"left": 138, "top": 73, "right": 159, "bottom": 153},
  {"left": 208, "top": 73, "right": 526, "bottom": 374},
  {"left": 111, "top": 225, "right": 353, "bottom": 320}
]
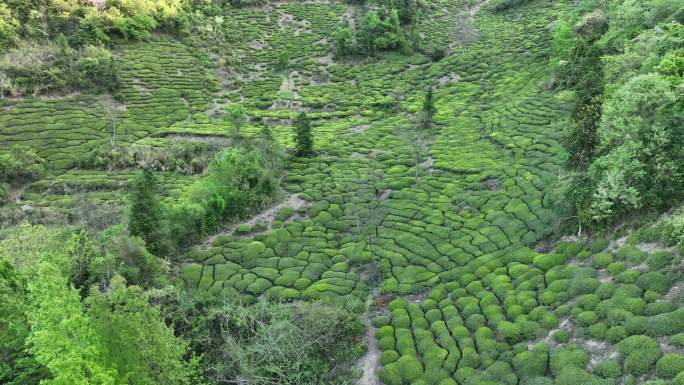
[
  {"left": 645, "top": 300, "right": 675, "bottom": 316},
  {"left": 606, "top": 262, "right": 625, "bottom": 276},
  {"left": 533, "top": 253, "right": 567, "bottom": 271},
  {"left": 591, "top": 253, "right": 614, "bottom": 269},
  {"left": 588, "top": 323, "right": 607, "bottom": 339},
  {"left": 466, "top": 314, "right": 486, "bottom": 331},
  {"left": 656, "top": 353, "right": 684, "bottom": 378},
  {"left": 618, "top": 335, "right": 659, "bottom": 356},
  {"left": 636, "top": 271, "right": 671, "bottom": 293},
  {"left": 596, "top": 283, "right": 615, "bottom": 299},
  {"left": 396, "top": 355, "right": 423, "bottom": 382},
  {"left": 646, "top": 251, "right": 674, "bottom": 270},
  {"left": 615, "top": 269, "right": 640, "bottom": 284},
  {"left": 234, "top": 224, "right": 253, "bottom": 235},
  {"left": 513, "top": 348, "right": 548, "bottom": 380},
  {"left": 590, "top": 239, "right": 610, "bottom": 253},
  {"left": 618, "top": 335, "right": 662, "bottom": 376},
  {"left": 605, "top": 326, "right": 627, "bottom": 343},
  {"left": 388, "top": 298, "right": 408, "bottom": 311},
  {"left": 378, "top": 362, "right": 402, "bottom": 385},
  {"left": 0, "top": 145, "right": 46, "bottom": 182},
  {"left": 555, "top": 366, "right": 610, "bottom": 385},
  {"left": 615, "top": 246, "right": 648, "bottom": 264},
  {"left": 550, "top": 346, "right": 589, "bottom": 375},
  {"left": 624, "top": 316, "right": 647, "bottom": 335},
  {"left": 674, "top": 372, "right": 684, "bottom": 385},
  {"left": 672, "top": 333, "right": 684, "bottom": 347},
  {"left": 553, "top": 330, "right": 571, "bottom": 343},
  {"left": 498, "top": 321, "right": 523, "bottom": 343},
  {"left": 645, "top": 309, "right": 684, "bottom": 337},
  {"left": 576, "top": 294, "right": 600, "bottom": 310},
  {"left": 577, "top": 311, "right": 598, "bottom": 327},
  {"left": 623, "top": 349, "right": 661, "bottom": 376},
  {"left": 593, "top": 359, "right": 621, "bottom": 378},
  {"left": 381, "top": 350, "right": 400, "bottom": 365}
]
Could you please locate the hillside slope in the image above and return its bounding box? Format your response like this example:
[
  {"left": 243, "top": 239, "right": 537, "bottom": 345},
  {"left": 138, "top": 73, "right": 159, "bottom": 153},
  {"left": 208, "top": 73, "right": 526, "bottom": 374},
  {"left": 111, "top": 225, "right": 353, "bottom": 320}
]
[{"left": 1, "top": 0, "right": 683, "bottom": 384}]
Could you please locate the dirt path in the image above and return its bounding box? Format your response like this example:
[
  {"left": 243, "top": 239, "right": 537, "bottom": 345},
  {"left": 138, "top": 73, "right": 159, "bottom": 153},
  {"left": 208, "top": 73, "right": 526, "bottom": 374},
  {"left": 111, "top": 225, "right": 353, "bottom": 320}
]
[
  {"left": 356, "top": 314, "right": 381, "bottom": 385},
  {"left": 10, "top": 183, "right": 30, "bottom": 204},
  {"left": 204, "top": 193, "right": 310, "bottom": 245}
]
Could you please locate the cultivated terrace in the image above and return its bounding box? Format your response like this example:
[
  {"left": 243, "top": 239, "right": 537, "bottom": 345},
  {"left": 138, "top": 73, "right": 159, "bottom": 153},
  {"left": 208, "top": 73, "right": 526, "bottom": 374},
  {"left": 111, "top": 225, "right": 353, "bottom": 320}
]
[{"left": 0, "top": 1, "right": 682, "bottom": 385}]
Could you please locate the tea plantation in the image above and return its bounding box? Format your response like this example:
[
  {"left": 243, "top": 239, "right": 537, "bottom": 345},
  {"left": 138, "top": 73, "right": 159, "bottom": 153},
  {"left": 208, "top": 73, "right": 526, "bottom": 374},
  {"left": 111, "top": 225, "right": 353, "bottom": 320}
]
[{"left": 1, "top": 0, "right": 682, "bottom": 384}]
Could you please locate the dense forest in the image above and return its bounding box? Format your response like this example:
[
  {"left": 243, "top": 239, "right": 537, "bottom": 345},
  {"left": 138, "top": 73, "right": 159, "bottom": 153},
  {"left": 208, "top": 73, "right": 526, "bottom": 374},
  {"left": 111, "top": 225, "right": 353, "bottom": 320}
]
[{"left": 0, "top": 0, "right": 682, "bottom": 385}]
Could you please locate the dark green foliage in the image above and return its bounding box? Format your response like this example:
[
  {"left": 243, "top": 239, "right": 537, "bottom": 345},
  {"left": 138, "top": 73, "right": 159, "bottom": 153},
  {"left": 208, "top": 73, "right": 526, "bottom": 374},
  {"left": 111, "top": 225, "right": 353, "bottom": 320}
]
[
  {"left": 334, "top": 23, "right": 355, "bottom": 58},
  {"left": 550, "top": 346, "right": 589, "bottom": 375},
  {"left": 618, "top": 335, "right": 662, "bottom": 376},
  {"left": 128, "top": 168, "right": 168, "bottom": 256},
  {"left": 553, "top": 330, "right": 570, "bottom": 343},
  {"left": 293, "top": 112, "right": 314, "bottom": 156},
  {"left": 419, "top": 87, "right": 436, "bottom": 130},
  {"left": 166, "top": 146, "right": 279, "bottom": 246},
  {"left": 112, "top": 14, "right": 155, "bottom": 41},
  {"left": 645, "top": 309, "right": 684, "bottom": 337},
  {"left": 493, "top": 0, "right": 531, "bottom": 12},
  {"left": 646, "top": 251, "right": 675, "bottom": 270},
  {"left": 656, "top": 353, "right": 684, "bottom": 378},
  {"left": 593, "top": 360, "right": 621, "bottom": 379},
  {"left": 277, "top": 48, "right": 290, "bottom": 71},
  {"left": 164, "top": 294, "right": 364, "bottom": 385},
  {"left": 0, "top": 259, "right": 48, "bottom": 385},
  {"left": 0, "top": 145, "right": 46, "bottom": 183},
  {"left": 513, "top": 345, "right": 548, "bottom": 381},
  {"left": 80, "top": 142, "right": 221, "bottom": 175},
  {"left": 552, "top": 0, "right": 684, "bottom": 228},
  {"left": 555, "top": 366, "right": 610, "bottom": 385}
]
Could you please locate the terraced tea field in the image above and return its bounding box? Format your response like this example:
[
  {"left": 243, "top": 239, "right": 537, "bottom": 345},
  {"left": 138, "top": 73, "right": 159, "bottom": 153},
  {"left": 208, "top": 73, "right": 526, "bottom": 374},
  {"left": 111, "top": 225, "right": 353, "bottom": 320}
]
[{"left": 2, "top": 0, "right": 683, "bottom": 384}]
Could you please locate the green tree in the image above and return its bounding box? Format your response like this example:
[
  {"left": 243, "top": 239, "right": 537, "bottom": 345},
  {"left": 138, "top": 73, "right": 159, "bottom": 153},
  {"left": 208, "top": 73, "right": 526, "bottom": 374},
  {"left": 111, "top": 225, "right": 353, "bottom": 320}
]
[
  {"left": 26, "top": 261, "right": 195, "bottom": 385},
  {"left": 0, "top": 259, "right": 48, "bottom": 385},
  {"left": 128, "top": 168, "right": 168, "bottom": 255},
  {"left": 589, "top": 73, "right": 682, "bottom": 222},
  {"left": 419, "top": 87, "right": 436, "bottom": 129},
  {"left": 224, "top": 103, "right": 247, "bottom": 136},
  {"left": 293, "top": 112, "right": 313, "bottom": 156},
  {"left": 61, "top": 229, "right": 99, "bottom": 294},
  {"left": 398, "top": 124, "right": 430, "bottom": 184},
  {"left": 26, "top": 261, "right": 116, "bottom": 385},
  {"left": 0, "top": 4, "right": 18, "bottom": 51},
  {"left": 85, "top": 276, "right": 195, "bottom": 385},
  {"left": 334, "top": 24, "right": 355, "bottom": 58},
  {"left": 100, "top": 225, "right": 166, "bottom": 288},
  {"left": 277, "top": 48, "right": 290, "bottom": 71}
]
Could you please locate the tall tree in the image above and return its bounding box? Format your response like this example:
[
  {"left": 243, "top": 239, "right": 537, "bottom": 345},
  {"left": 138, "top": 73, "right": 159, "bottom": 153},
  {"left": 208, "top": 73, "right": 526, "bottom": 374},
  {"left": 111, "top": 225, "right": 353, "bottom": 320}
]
[
  {"left": 293, "top": 112, "right": 313, "bottom": 156},
  {"left": 128, "top": 168, "right": 167, "bottom": 255},
  {"left": 26, "top": 262, "right": 195, "bottom": 385},
  {"left": 85, "top": 276, "right": 195, "bottom": 385},
  {"left": 26, "top": 261, "right": 116, "bottom": 385},
  {"left": 224, "top": 103, "right": 247, "bottom": 136},
  {"left": 0, "top": 259, "right": 48, "bottom": 385},
  {"left": 419, "top": 87, "right": 436, "bottom": 130},
  {"left": 398, "top": 124, "right": 431, "bottom": 184},
  {"left": 347, "top": 162, "right": 387, "bottom": 260}
]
